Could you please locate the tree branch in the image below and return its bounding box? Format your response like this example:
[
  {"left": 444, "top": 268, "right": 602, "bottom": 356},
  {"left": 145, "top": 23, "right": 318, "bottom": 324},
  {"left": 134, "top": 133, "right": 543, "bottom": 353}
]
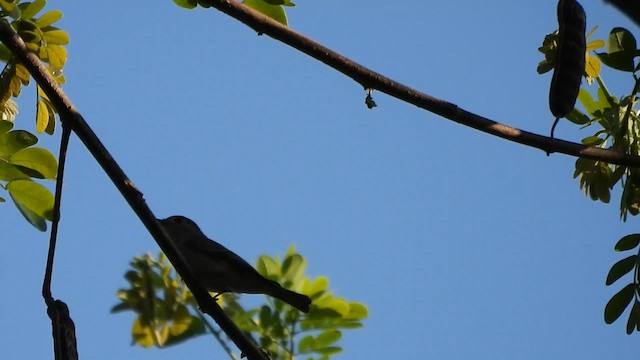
[
  {"left": 603, "top": 0, "right": 640, "bottom": 28},
  {"left": 0, "top": 19, "right": 267, "bottom": 360},
  {"left": 199, "top": 0, "right": 640, "bottom": 168}
]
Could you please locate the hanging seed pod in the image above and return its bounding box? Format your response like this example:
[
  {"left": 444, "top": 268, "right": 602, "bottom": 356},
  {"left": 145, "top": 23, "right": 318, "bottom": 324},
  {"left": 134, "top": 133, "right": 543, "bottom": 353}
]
[{"left": 549, "top": 0, "right": 586, "bottom": 137}]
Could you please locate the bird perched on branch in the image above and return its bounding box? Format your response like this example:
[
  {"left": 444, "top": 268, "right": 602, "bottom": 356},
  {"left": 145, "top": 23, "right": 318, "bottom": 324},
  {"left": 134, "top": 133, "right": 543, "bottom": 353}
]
[{"left": 159, "top": 215, "right": 311, "bottom": 313}]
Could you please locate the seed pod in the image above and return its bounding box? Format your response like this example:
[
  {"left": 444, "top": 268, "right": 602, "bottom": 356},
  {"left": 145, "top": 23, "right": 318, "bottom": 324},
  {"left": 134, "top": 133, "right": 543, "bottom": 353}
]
[{"left": 549, "top": 0, "right": 586, "bottom": 119}]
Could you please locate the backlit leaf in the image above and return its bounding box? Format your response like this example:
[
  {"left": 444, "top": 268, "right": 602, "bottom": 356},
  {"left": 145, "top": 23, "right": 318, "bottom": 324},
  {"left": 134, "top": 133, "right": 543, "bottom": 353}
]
[
  {"left": 10, "top": 147, "right": 57, "bottom": 179},
  {"left": 0, "top": 160, "right": 29, "bottom": 181},
  {"left": 19, "top": 0, "right": 45, "bottom": 19},
  {"left": 606, "top": 255, "right": 636, "bottom": 286},
  {"left": 242, "top": 0, "right": 288, "bottom": 26},
  {"left": 615, "top": 234, "right": 640, "bottom": 251},
  {"left": 42, "top": 30, "right": 69, "bottom": 45},
  {"left": 35, "top": 99, "right": 49, "bottom": 133},
  {"left": 0, "top": 129, "right": 37, "bottom": 157},
  {"left": 7, "top": 179, "right": 54, "bottom": 220},
  {"left": 46, "top": 45, "right": 67, "bottom": 70},
  {"left": 10, "top": 194, "right": 46, "bottom": 231},
  {"left": 315, "top": 330, "right": 341, "bottom": 348},
  {"left": 35, "top": 10, "right": 62, "bottom": 27},
  {"left": 605, "top": 283, "right": 635, "bottom": 324}
]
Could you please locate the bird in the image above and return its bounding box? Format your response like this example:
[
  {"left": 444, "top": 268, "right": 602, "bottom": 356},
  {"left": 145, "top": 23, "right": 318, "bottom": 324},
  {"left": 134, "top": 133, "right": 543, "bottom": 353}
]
[{"left": 158, "top": 215, "right": 311, "bottom": 313}]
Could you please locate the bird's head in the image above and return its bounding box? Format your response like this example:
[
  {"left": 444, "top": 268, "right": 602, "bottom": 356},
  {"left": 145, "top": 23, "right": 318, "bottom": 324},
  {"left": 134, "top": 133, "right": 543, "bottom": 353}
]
[{"left": 158, "top": 215, "right": 203, "bottom": 241}]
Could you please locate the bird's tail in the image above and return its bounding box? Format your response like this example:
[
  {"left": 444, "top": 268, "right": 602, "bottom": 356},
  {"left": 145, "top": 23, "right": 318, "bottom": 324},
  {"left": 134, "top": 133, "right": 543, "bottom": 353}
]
[{"left": 266, "top": 282, "right": 311, "bottom": 313}]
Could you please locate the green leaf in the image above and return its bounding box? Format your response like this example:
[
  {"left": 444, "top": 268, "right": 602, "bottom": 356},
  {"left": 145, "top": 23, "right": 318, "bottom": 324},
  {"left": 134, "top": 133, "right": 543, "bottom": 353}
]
[
  {"left": 597, "top": 28, "right": 637, "bottom": 72},
  {"left": 132, "top": 316, "right": 158, "bottom": 348},
  {"left": 626, "top": 301, "right": 639, "bottom": 334},
  {"left": 0, "top": 119, "right": 13, "bottom": 133},
  {"left": 298, "top": 335, "right": 314, "bottom": 353},
  {"left": 577, "top": 89, "right": 598, "bottom": 116},
  {"left": 581, "top": 135, "right": 604, "bottom": 146},
  {"left": 585, "top": 52, "right": 602, "bottom": 79},
  {"left": 0, "top": 0, "right": 17, "bottom": 13},
  {"left": 18, "top": 29, "right": 39, "bottom": 43},
  {"left": 173, "top": 0, "right": 198, "bottom": 9},
  {"left": 605, "top": 283, "right": 635, "bottom": 324},
  {"left": 315, "top": 330, "right": 341, "bottom": 348},
  {"left": 315, "top": 346, "right": 342, "bottom": 355},
  {"left": 7, "top": 179, "right": 54, "bottom": 220},
  {"left": 608, "top": 27, "right": 636, "bottom": 54},
  {"left": 42, "top": 98, "right": 56, "bottom": 135},
  {"left": 42, "top": 30, "right": 69, "bottom": 45},
  {"left": 19, "top": 0, "right": 45, "bottom": 19},
  {"left": 46, "top": 45, "right": 67, "bottom": 70},
  {"left": 169, "top": 304, "right": 192, "bottom": 336},
  {"left": 10, "top": 147, "right": 58, "bottom": 179},
  {"left": 35, "top": 10, "right": 62, "bottom": 27},
  {"left": 282, "top": 253, "right": 305, "bottom": 284},
  {"left": 615, "top": 234, "right": 640, "bottom": 251},
  {"left": 345, "top": 302, "right": 368, "bottom": 320},
  {"left": 1, "top": 1, "right": 21, "bottom": 19},
  {"left": 8, "top": 185, "right": 47, "bottom": 231},
  {"left": 565, "top": 108, "right": 590, "bottom": 125},
  {"left": 36, "top": 97, "right": 57, "bottom": 135},
  {"left": 258, "top": 305, "right": 273, "bottom": 327},
  {"left": 111, "top": 302, "right": 131, "bottom": 313},
  {"left": 257, "top": 255, "right": 281, "bottom": 279},
  {"left": 308, "top": 276, "right": 329, "bottom": 297},
  {"left": 164, "top": 315, "right": 205, "bottom": 347},
  {"left": 537, "top": 59, "right": 554, "bottom": 74},
  {"left": 242, "top": 0, "right": 288, "bottom": 26},
  {"left": 0, "top": 129, "right": 37, "bottom": 157},
  {"left": 0, "top": 159, "right": 29, "bottom": 181},
  {"left": 35, "top": 99, "right": 49, "bottom": 133},
  {"left": 606, "top": 256, "right": 636, "bottom": 286}
]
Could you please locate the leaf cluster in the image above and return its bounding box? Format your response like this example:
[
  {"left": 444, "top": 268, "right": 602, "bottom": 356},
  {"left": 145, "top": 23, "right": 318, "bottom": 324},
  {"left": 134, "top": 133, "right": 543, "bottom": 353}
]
[
  {"left": 540, "top": 25, "right": 640, "bottom": 335},
  {"left": 540, "top": 27, "right": 640, "bottom": 220},
  {"left": 605, "top": 234, "right": 640, "bottom": 334},
  {"left": 111, "top": 253, "right": 206, "bottom": 348},
  {"left": 112, "top": 247, "right": 368, "bottom": 360},
  {"left": 0, "top": 118, "right": 55, "bottom": 230},
  {"left": 0, "top": 0, "right": 70, "bottom": 230},
  {"left": 173, "top": 0, "right": 295, "bottom": 27}
]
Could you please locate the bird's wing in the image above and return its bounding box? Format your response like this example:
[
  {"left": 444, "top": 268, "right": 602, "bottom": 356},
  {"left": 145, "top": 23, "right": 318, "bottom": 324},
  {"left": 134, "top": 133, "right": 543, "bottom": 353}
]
[{"left": 182, "top": 234, "right": 263, "bottom": 277}]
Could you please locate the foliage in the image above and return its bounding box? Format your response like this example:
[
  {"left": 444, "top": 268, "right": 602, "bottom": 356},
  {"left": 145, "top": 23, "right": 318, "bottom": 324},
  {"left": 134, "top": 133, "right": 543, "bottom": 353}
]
[
  {"left": 112, "top": 247, "right": 368, "bottom": 359},
  {"left": 173, "top": 0, "right": 295, "bottom": 26},
  {"left": 0, "top": 0, "right": 69, "bottom": 230},
  {"left": 605, "top": 234, "right": 640, "bottom": 334},
  {"left": 539, "top": 25, "right": 640, "bottom": 334}
]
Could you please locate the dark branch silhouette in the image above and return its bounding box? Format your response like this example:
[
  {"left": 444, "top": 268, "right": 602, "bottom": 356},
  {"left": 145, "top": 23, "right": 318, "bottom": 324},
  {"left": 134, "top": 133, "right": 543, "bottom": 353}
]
[
  {"left": 199, "top": 0, "right": 640, "bottom": 168},
  {"left": 43, "top": 125, "right": 78, "bottom": 360},
  {"left": 0, "top": 19, "right": 268, "bottom": 360},
  {"left": 604, "top": 0, "right": 640, "bottom": 27}
]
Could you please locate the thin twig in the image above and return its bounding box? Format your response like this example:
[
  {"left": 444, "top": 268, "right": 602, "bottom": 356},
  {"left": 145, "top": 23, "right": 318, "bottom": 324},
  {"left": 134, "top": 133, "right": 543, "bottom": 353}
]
[
  {"left": 197, "top": 312, "right": 239, "bottom": 359},
  {"left": 42, "top": 124, "right": 70, "bottom": 305},
  {"left": 43, "top": 123, "right": 78, "bottom": 360},
  {"left": 0, "top": 19, "right": 267, "bottom": 360},
  {"left": 199, "top": 0, "right": 640, "bottom": 167}
]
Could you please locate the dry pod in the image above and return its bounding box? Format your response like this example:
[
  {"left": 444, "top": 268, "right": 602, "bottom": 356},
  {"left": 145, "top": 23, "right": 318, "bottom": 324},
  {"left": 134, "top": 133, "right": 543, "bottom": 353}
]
[{"left": 549, "top": 0, "right": 586, "bottom": 138}]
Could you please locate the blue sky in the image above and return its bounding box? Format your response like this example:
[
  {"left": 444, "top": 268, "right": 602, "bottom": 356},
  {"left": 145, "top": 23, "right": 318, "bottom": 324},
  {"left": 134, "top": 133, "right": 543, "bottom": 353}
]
[{"left": 3, "top": 1, "right": 640, "bottom": 358}]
